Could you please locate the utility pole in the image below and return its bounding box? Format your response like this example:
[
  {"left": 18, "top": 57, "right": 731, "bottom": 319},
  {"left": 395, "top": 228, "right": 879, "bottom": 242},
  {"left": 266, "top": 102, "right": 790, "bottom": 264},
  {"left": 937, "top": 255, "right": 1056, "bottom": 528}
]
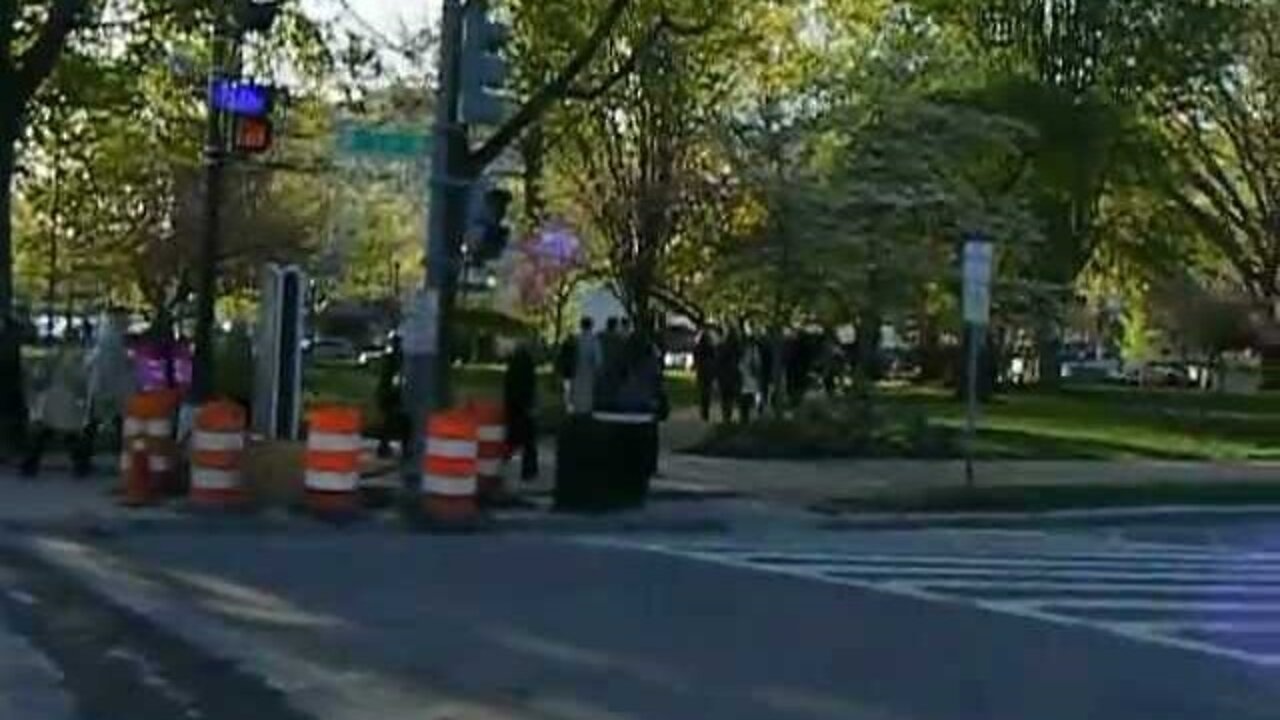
[
  {"left": 193, "top": 1, "right": 281, "bottom": 403},
  {"left": 961, "top": 235, "right": 994, "bottom": 491},
  {"left": 192, "top": 20, "right": 229, "bottom": 403},
  {"left": 404, "top": 0, "right": 465, "bottom": 479},
  {"left": 404, "top": 0, "right": 511, "bottom": 485}
]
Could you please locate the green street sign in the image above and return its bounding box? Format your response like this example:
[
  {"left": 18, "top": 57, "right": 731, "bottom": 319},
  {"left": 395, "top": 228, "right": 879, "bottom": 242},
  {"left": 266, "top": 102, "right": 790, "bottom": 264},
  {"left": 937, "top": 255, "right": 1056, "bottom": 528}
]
[{"left": 337, "top": 123, "right": 431, "bottom": 160}]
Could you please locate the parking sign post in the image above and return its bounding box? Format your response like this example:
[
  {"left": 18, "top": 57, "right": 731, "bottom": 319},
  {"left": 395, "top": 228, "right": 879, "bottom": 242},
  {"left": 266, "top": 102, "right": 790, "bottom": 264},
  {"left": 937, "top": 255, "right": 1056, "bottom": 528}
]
[{"left": 962, "top": 235, "right": 994, "bottom": 490}]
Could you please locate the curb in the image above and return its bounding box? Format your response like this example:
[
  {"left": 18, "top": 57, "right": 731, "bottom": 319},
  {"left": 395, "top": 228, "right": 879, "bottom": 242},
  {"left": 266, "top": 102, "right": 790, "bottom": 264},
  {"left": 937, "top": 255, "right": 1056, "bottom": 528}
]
[
  {"left": 494, "top": 511, "right": 729, "bottom": 536},
  {"left": 1, "top": 504, "right": 732, "bottom": 538},
  {"left": 815, "top": 503, "right": 1280, "bottom": 531}
]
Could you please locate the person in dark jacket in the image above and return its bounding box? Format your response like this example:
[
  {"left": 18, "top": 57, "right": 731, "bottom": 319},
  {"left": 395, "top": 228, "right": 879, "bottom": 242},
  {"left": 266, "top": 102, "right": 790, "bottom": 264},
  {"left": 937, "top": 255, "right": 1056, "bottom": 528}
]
[
  {"left": 716, "top": 329, "right": 743, "bottom": 423},
  {"left": 784, "top": 331, "right": 810, "bottom": 407},
  {"left": 693, "top": 329, "right": 717, "bottom": 422},
  {"left": 503, "top": 339, "right": 539, "bottom": 481},
  {"left": 758, "top": 334, "right": 775, "bottom": 414},
  {"left": 595, "top": 317, "right": 625, "bottom": 410},
  {"left": 376, "top": 335, "right": 405, "bottom": 458},
  {"left": 555, "top": 332, "right": 576, "bottom": 409}
]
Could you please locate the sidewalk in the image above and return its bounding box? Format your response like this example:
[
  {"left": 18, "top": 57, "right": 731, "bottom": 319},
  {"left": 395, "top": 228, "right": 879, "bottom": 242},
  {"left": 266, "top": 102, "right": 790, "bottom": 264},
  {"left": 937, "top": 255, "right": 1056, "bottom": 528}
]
[
  {"left": 0, "top": 466, "right": 792, "bottom": 537},
  {"left": 657, "top": 455, "right": 1280, "bottom": 506},
  {"left": 5, "top": 452, "right": 1280, "bottom": 534}
]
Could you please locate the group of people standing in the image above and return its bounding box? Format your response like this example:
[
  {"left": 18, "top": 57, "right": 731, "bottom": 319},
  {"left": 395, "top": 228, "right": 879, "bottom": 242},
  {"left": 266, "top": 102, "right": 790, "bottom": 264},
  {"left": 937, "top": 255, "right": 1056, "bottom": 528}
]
[
  {"left": 693, "top": 327, "right": 839, "bottom": 423},
  {"left": 18, "top": 311, "right": 139, "bottom": 476},
  {"left": 556, "top": 316, "right": 666, "bottom": 418}
]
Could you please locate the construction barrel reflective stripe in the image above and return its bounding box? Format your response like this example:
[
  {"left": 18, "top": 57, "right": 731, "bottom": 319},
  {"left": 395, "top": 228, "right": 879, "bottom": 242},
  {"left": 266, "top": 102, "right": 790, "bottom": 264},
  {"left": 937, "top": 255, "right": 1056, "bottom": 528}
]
[
  {"left": 305, "top": 406, "right": 363, "bottom": 515},
  {"left": 422, "top": 409, "right": 479, "bottom": 521},
  {"left": 189, "top": 401, "right": 249, "bottom": 508}
]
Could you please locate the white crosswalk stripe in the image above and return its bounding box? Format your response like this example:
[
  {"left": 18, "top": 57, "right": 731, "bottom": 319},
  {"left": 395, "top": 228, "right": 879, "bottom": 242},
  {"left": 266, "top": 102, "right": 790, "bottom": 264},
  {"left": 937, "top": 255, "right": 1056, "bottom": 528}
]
[{"left": 590, "top": 536, "right": 1280, "bottom": 668}]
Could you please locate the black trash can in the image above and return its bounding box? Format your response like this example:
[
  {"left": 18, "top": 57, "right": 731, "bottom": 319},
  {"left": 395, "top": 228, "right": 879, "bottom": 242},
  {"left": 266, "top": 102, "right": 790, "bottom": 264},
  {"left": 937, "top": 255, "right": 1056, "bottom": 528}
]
[
  {"left": 591, "top": 411, "right": 656, "bottom": 509},
  {"left": 554, "top": 412, "right": 656, "bottom": 512},
  {"left": 554, "top": 414, "right": 603, "bottom": 511}
]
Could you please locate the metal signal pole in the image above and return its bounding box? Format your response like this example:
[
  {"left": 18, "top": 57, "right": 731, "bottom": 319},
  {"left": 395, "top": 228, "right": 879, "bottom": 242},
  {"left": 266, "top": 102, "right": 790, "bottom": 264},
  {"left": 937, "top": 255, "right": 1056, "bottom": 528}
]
[{"left": 404, "top": 0, "right": 465, "bottom": 483}]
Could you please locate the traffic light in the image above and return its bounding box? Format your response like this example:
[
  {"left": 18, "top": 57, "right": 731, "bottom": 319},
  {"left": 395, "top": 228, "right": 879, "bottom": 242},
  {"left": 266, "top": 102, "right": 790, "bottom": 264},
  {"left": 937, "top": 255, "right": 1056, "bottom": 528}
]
[
  {"left": 459, "top": 0, "right": 510, "bottom": 126},
  {"left": 236, "top": 0, "right": 283, "bottom": 33},
  {"left": 465, "top": 181, "right": 513, "bottom": 264},
  {"left": 233, "top": 115, "right": 273, "bottom": 154}
]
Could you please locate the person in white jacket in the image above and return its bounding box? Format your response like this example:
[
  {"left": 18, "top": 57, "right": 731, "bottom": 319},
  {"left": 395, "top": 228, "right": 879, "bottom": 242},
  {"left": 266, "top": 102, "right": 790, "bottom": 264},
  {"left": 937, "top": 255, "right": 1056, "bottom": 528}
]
[{"left": 21, "top": 347, "right": 92, "bottom": 477}]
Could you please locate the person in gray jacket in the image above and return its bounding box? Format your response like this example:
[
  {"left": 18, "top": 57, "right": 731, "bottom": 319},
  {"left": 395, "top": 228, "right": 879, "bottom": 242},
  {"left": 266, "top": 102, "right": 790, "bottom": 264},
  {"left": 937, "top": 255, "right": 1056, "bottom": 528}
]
[{"left": 86, "top": 309, "right": 135, "bottom": 451}]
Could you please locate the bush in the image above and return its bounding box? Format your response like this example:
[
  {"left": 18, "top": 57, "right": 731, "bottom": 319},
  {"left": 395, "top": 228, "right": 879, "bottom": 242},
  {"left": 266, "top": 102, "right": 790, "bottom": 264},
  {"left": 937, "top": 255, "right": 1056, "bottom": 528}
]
[{"left": 692, "top": 396, "right": 960, "bottom": 460}]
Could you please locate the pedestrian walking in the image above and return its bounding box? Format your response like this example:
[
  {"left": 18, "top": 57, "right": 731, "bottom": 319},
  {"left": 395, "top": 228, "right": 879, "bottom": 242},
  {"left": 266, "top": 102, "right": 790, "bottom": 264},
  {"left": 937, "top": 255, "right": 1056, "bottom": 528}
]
[
  {"left": 819, "top": 331, "right": 842, "bottom": 397},
  {"left": 555, "top": 331, "right": 576, "bottom": 409},
  {"left": 693, "top": 328, "right": 717, "bottom": 422},
  {"left": 758, "top": 334, "right": 775, "bottom": 413},
  {"left": 503, "top": 339, "right": 539, "bottom": 481},
  {"left": 376, "top": 335, "right": 405, "bottom": 458},
  {"left": 716, "top": 329, "right": 743, "bottom": 423},
  {"left": 85, "top": 309, "right": 134, "bottom": 453},
  {"left": 784, "top": 331, "right": 811, "bottom": 407},
  {"left": 569, "top": 317, "right": 602, "bottom": 415},
  {"left": 738, "top": 336, "right": 762, "bottom": 423},
  {"left": 21, "top": 346, "right": 92, "bottom": 477}
]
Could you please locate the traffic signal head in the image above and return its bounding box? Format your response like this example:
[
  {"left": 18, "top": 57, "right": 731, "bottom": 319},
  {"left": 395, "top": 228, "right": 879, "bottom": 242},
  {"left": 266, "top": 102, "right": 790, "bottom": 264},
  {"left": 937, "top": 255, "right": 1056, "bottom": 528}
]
[
  {"left": 237, "top": 0, "right": 283, "bottom": 33},
  {"left": 233, "top": 116, "right": 273, "bottom": 154},
  {"left": 459, "top": 0, "right": 511, "bottom": 126},
  {"left": 466, "top": 182, "right": 513, "bottom": 264}
]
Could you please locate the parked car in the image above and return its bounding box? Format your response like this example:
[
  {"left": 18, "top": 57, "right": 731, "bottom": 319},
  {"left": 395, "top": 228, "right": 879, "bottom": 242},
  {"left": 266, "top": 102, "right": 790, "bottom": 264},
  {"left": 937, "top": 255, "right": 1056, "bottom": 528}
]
[
  {"left": 357, "top": 343, "right": 390, "bottom": 367},
  {"left": 1060, "top": 357, "right": 1123, "bottom": 382},
  {"left": 305, "top": 337, "right": 357, "bottom": 363},
  {"left": 1124, "top": 361, "right": 1195, "bottom": 388}
]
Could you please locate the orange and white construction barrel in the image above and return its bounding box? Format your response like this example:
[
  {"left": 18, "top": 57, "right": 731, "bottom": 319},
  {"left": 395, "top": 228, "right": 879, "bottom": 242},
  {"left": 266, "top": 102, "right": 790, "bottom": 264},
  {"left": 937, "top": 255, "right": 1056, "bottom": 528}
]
[
  {"left": 189, "top": 401, "right": 249, "bottom": 509},
  {"left": 304, "top": 406, "right": 363, "bottom": 516},
  {"left": 421, "top": 409, "right": 479, "bottom": 523},
  {"left": 469, "top": 400, "right": 507, "bottom": 503},
  {"left": 119, "top": 391, "right": 177, "bottom": 506}
]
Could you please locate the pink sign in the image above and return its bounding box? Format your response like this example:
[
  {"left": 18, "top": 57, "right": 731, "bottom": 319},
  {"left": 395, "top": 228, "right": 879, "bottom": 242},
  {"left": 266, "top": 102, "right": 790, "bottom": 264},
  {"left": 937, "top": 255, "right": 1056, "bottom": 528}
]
[{"left": 133, "top": 341, "right": 193, "bottom": 393}]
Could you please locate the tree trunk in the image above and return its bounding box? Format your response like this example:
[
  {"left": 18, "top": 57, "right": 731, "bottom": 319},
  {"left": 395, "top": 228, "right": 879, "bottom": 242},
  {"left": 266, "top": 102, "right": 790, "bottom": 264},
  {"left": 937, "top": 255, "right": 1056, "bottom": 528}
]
[
  {"left": 520, "top": 124, "right": 546, "bottom": 229},
  {"left": 0, "top": 120, "right": 28, "bottom": 455}
]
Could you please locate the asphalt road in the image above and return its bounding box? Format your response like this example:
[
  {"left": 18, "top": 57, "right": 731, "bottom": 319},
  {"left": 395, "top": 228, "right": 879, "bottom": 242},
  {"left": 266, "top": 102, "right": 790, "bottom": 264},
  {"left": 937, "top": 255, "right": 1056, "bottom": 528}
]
[{"left": 6, "top": 518, "right": 1280, "bottom": 720}]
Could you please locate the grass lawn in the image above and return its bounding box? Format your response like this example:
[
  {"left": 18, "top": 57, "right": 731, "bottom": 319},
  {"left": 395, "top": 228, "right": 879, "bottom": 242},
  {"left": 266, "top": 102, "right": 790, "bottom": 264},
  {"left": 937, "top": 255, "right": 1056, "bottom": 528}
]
[
  {"left": 823, "top": 481, "right": 1280, "bottom": 514},
  {"left": 887, "top": 384, "right": 1280, "bottom": 461},
  {"left": 307, "top": 362, "right": 1276, "bottom": 460}
]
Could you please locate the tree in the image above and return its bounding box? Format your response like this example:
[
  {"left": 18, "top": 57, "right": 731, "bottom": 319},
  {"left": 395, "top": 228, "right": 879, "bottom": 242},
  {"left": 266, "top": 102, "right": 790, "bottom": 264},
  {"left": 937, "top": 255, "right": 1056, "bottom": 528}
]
[
  {"left": 916, "top": 0, "right": 1246, "bottom": 384},
  {"left": 0, "top": 0, "right": 339, "bottom": 447},
  {"left": 1154, "top": 4, "right": 1280, "bottom": 307},
  {"left": 794, "top": 99, "right": 1040, "bottom": 375},
  {"left": 0, "top": 0, "right": 89, "bottom": 449}
]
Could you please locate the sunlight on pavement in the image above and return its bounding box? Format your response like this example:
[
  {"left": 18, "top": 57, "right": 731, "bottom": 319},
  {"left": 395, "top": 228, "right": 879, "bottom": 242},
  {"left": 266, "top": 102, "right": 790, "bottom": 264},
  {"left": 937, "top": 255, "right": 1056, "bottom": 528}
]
[
  {"left": 168, "top": 569, "right": 348, "bottom": 630},
  {"left": 487, "top": 624, "right": 692, "bottom": 695},
  {"left": 754, "top": 686, "right": 918, "bottom": 720}
]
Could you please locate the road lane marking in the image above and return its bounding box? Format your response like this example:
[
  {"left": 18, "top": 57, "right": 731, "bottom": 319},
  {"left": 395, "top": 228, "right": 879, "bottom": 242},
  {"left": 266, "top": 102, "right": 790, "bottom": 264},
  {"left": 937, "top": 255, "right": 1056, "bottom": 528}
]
[
  {"left": 824, "top": 565, "right": 1278, "bottom": 582},
  {"left": 590, "top": 538, "right": 1280, "bottom": 667},
  {"left": 742, "top": 552, "right": 1280, "bottom": 568},
  {"left": 909, "top": 580, "right": 1280, "bottom": 595}
]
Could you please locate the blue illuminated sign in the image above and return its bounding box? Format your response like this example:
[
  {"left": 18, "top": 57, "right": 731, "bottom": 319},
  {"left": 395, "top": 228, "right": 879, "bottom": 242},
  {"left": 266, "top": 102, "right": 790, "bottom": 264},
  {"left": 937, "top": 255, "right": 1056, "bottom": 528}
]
[{"left": 210, "top": 79, "right": 273, "bottom": 117}]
